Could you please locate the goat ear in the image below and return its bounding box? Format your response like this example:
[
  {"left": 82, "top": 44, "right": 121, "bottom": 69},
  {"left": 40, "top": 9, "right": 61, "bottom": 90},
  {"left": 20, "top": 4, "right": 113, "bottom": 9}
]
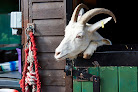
[
  {"left": 87, "top": 17, "right": 112, "bottom": 33},
  {"left": 77, "top": 8, "right": 85, "bottom": 21}
]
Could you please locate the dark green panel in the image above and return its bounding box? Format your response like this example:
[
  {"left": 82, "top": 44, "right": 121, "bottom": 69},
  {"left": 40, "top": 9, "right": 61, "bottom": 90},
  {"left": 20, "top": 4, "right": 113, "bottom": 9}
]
[
  {"left": 100, "top": 67, "right": 118, "bottom": 92},
  {"left": 118, "top": 67, "right": 137, "bottom": 92},
  {"left": 73, "top": 66, "right": 138, "bottom": 92},
  {"left": 73, "top": 81, "right": 82, "bottom": 92},
  {"left": 0, "top": 14, "right": 20, "bottom": 45},
  {"left": 82, "top": 67, "right": 99, "bottom": 92}
]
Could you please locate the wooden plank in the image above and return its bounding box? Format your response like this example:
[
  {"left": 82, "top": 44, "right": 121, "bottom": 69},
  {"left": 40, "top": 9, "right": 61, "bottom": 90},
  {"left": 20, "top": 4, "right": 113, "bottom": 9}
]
[
  {"left": 99, "top": 67, "right": 118, "bottom": 92},
  {"left": 118, "top": 67, "right": 137, "bottom": 92},
  {"left": 33, "top": 19, "right": 65, "bottom": 36},
  {"left": 64, "top": 0, "right": 71, "bottom": 92},
  {"left": 22, "top": 0, "right": 67, "bottom": 91},
  {"left": 21, "top": 0, "right": 25, "bottom": 46},
  {"left": 29, "top": 0, "right": 33, "bottom": 23},
  {"left": 32, "top": 0, "right": 63, "bottom": 2},
  {"left": 41, "top": 86, "right": 65, "bottom": 92},
  {"left": 32, "top": 2, "right": 64, "bottom": 19},
  {"left": 22, "top": 0, "right": 29, "bottom": 62},
  {"left": 39, "top": 70, "right": 65, "bottom": 86},
  {"left": 37, "top": 53, "right": 65, "bottom": 69},
  {"left": 65, "top": 76, "right": 73, "bottom": 92},
  {"left": 82, "top": 67, "right": 99, "bottom": 92},
  {"left": 36, "top": 36, "right": 63, "bottom": 52}
]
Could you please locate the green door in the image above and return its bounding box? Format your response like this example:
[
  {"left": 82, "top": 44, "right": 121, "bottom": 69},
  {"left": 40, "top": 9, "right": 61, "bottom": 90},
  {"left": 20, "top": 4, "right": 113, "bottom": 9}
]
[{"left": 73, "top": 66, "right": 137, "bottom": 92}]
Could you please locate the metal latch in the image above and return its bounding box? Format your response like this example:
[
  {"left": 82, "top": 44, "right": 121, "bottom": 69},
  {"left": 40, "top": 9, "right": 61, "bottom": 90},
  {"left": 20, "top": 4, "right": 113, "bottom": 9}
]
[
  {"left": 25, "top": 23, "right": 35, "bottom": 40},
  {"left": 73, "top": 68, "right": 100, "bottom": 92},
  {"left": 27, "top": 23, "right": 35, "bottom": 34},
  {"left": 64, "top": 59, "right": 100, "bottom": 92},
  {"left": 64, "top": 58, "right": 73, "bottom": 76}
]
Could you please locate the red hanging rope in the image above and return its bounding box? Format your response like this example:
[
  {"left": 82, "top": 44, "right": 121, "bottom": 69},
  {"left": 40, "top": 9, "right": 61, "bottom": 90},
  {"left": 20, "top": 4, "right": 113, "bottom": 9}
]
[
  {"left": 20, "top": 31, "right": 41, "bottom": 92},
  {"left": 30, "top": 32, "right": 41, "bottom": 92}
]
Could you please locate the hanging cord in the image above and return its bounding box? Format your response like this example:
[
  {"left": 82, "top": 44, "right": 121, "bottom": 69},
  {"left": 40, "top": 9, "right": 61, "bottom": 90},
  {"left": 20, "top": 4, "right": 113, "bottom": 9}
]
[
  {"left": 30, "top": 32, "right": 41, "bottom": 92},
  {"left": 20, "top": 26, "right": 41, "bottom": 92}
]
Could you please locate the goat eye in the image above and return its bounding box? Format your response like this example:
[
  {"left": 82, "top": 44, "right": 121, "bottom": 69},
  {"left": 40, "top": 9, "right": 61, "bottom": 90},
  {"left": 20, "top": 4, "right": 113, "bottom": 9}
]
[{"left": 76, "top": 35, "right": 83, "bottom": 39}]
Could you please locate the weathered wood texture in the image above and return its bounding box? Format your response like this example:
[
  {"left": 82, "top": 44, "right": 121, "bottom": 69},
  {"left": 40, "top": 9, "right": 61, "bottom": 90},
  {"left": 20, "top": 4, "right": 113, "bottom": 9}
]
[
  {"left": 22, "top": 0, "right": 70, "bottom": 91},
  {"left": 39, "top": 70, "right": 65, "bottom": 86},
  {"left": 36, "top": 36, "right": 63, "bottom": 52},
  {"left": 34, "top": 19, "right": 65, "bottom": 36},
  {"left": 65, "top": 76, "right": 73, "bottom": 92},
  {"left": 32, "top": 2, "right": 64, "bottom": 19},
  {"left": 21, "top": 0, "right": 29, "bottom": 62},
  {"left": 41, "top": 86, "right": 65, "bottom": 92},
  {"left": 38, "top": 53, "right": 65, "bottom": 69}
]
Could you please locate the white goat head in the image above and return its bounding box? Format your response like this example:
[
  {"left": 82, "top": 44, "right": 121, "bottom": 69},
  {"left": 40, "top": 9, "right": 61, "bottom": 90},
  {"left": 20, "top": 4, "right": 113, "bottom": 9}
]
[{"left": 55, "top": 4, "right": 116, "bottom": 61}]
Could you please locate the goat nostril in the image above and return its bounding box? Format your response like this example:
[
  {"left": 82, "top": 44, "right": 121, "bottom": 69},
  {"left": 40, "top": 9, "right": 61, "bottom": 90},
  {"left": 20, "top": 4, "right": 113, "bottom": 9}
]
[{"left": 56, "top": 52, "right": 61, "bottom": 56}]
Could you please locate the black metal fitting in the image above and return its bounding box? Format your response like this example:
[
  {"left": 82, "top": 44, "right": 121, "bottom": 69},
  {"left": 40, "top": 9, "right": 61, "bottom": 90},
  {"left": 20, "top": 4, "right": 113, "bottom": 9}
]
[{"left": 64, "top": 58, "right": 73, "bottom": 76}]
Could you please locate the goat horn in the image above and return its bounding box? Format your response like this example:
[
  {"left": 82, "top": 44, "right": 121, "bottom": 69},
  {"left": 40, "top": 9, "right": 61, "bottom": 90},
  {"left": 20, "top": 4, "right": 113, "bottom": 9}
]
[
  {"left": 71, "top": 3, "right": 89, "bottom": 22},
  {"left": 78, "top": 8, "right": 117, "bottom": 24}
]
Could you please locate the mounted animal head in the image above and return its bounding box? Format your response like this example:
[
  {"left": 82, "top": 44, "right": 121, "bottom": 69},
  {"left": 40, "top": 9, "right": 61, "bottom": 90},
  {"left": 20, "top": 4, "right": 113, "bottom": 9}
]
[{"left": 55, "top": 4, "right": 116, "bottom": 61}]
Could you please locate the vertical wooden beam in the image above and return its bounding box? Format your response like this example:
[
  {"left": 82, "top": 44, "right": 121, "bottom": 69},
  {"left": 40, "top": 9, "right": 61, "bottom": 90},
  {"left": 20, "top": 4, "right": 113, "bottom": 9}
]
[
  {"left": 64, "top": 0, "right": 67, "bottom": 27},
  {"left": 21, "top": 0, "right": 29, "bottom": 63},
  {"left": 65, "top": 0, "right": 73, "bottom": 92},
  {"left": 66, "top": 76, "right": 73, "bottom": 92},
  {"left": 29, "top": 0, "right": 33, "bottom": 23}
]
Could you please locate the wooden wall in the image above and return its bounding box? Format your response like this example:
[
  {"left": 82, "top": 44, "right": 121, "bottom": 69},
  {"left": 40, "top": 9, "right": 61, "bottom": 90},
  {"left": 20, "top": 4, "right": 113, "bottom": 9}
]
[{"left": 21, "top": 0, "right": 72, "bottom": 91}]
